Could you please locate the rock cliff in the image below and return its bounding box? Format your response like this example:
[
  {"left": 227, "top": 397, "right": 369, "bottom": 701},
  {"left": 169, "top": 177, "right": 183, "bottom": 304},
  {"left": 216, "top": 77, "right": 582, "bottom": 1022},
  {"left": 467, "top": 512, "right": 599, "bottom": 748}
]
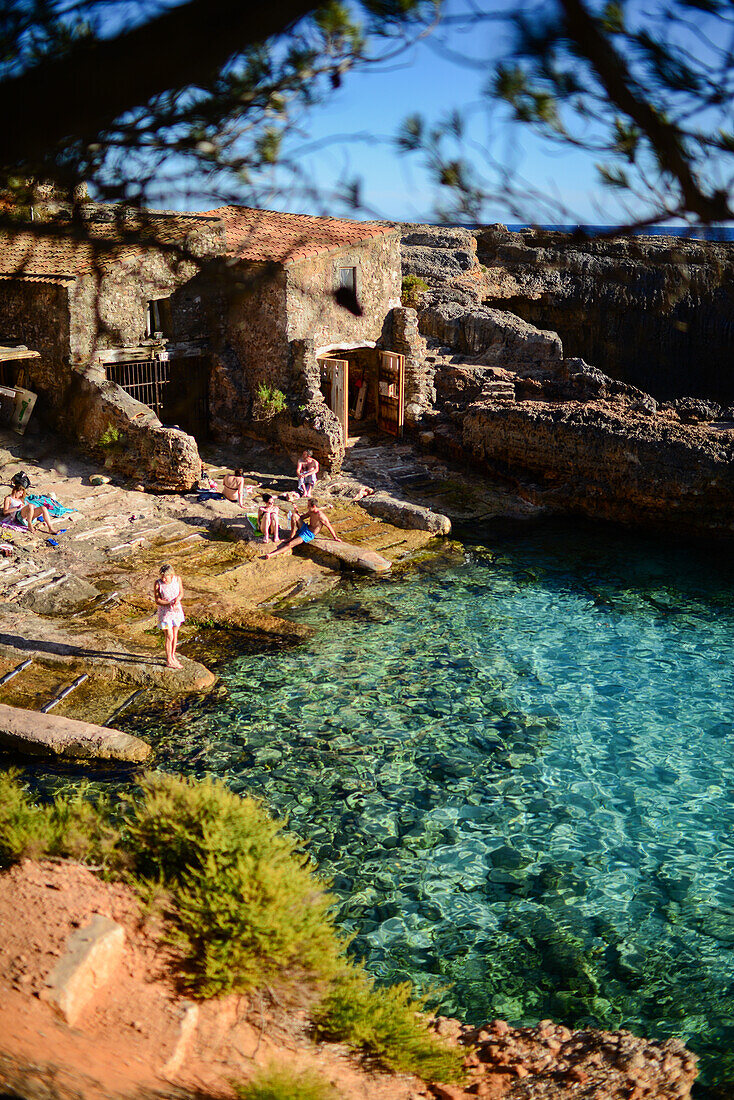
[
  {"left": 476, "top": 225, "right": 734, "bottom": 404},
  {"left": 398, "top": 225, "right": 734, "bottom": 537}
]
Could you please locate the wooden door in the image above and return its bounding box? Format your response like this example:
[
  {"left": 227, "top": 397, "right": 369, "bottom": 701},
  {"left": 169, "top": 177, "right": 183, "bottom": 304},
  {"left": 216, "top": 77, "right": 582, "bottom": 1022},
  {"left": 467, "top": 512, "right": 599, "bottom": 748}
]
[
  {"left": 377, "top": 351, "right": 405, "bottom": 437},
  {"left": 322, "top": 357, "right": 348, "bottom": 442}
]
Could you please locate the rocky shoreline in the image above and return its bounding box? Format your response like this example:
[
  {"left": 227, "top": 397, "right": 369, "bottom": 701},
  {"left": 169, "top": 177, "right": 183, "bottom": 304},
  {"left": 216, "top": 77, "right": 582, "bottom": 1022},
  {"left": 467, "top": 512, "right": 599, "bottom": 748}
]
[
  {"left": 396, "top": 222, "right": 734, "bottom": 539},
  {"left": 0, "top": 859, "right": 699, "bottom": 1100}
]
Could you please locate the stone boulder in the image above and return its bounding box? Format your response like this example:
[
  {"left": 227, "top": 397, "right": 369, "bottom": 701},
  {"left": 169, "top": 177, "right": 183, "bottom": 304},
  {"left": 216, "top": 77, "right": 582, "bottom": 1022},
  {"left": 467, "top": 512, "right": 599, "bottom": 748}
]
[
  {"left": 66, "top": 371, "right": 200, "bottom": 491},
  {"left": 360, "top": 493, "right": 451, "bottom": 535},
  {"left": 0, "top": 703, "right": 150, "bottom": 762},
  {"left": 420, "top": 302, "right": 563, "bottom": 367}
]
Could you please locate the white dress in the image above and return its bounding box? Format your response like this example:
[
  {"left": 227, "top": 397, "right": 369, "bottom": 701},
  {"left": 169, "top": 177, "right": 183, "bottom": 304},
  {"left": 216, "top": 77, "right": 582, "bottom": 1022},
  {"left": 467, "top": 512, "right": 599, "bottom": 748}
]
[{"left": 156, "top": 578, "right": 184, "bottom": 629}]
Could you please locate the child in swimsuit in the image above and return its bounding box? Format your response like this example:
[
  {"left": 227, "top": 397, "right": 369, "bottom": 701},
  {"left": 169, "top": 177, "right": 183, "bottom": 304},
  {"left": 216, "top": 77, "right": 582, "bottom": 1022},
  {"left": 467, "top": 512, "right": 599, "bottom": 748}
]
[{"left": 154, "top": 563, "right": 184, "bottom": 669}]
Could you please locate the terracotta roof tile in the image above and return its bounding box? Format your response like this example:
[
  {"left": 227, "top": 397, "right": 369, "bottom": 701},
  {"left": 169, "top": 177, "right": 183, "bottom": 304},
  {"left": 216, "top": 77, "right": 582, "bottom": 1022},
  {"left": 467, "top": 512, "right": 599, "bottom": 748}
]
[
  {"left": 205, "top": 206, "right": 396, "bottom": 265},
  {"left": 0, "top": 213, "right": 215, "bottom": 280}
]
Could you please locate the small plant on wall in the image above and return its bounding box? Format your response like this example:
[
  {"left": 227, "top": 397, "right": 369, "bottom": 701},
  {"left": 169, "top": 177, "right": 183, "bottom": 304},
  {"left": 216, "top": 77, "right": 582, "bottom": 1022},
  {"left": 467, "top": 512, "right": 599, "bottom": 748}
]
[
  {"left": 401, "top": 274, "right": 429, "bottom": 310},
  {"left": 254, "top": 383, "right": 287, "bottom": 420},
  {"left": 98, "top": 425, "right": 126, "bottom": 451}
]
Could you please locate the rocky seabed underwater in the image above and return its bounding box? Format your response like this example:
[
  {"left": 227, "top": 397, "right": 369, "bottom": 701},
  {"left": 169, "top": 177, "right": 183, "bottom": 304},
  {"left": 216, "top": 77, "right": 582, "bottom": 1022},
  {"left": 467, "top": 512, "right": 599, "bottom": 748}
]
[{"left": 47, "top": 520, "right": 734, "bottom": 1095}]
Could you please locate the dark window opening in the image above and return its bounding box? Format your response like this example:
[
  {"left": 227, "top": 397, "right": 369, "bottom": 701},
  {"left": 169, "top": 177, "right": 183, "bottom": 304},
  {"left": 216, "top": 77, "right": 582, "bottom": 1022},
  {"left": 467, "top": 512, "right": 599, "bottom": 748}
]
[
  {"left": 146, "top": 298, "right": 173, "bottom": 339},
  {"left": 338, "top": 267, "right": 357, "bottom": 294}
]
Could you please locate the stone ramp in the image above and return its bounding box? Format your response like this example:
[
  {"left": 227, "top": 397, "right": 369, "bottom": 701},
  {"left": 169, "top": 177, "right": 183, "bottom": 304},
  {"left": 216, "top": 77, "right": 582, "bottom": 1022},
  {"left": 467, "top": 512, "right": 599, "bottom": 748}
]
[
  {"left": 304, "top": 537, "right": 391, "bottom": 574},
  {"left": 0, "top": 702, "right": 150, "bottom": 762}
]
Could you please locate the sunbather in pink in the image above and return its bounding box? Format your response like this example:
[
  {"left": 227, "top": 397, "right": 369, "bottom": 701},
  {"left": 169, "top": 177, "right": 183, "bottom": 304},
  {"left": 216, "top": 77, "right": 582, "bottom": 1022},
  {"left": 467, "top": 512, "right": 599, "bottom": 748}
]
[{"left": 3, "top": 485, "right": 57, "bottom": 534}]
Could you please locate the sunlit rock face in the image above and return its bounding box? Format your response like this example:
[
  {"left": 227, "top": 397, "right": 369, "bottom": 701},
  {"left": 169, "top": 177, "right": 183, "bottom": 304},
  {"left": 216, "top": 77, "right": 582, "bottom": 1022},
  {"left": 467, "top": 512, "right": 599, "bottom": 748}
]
[{"left": 475, "top": 226, "right": 734, "bottom": 404}]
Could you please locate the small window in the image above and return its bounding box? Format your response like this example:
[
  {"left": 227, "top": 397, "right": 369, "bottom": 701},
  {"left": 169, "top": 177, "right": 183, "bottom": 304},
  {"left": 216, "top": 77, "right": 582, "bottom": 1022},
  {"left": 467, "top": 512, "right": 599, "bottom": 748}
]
[
  {"left": 338, "top": 267, "right": 357, "bottom": 294},
  {"left": 146, "top": 297, "right": 172, "bottom": 339}
]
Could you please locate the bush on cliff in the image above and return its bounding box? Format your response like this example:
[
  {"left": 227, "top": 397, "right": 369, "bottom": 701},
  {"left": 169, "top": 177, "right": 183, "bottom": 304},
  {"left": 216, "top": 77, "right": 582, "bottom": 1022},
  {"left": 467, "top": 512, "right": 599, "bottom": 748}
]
[
  {"left": 0, "top": 770, "right": 121, "bottom": 867},
  {"left": 313, "top": 968, "right": 464, "bottom": 1082},
  {"left": 401, "top": 274, "right": 429, "bottom": 309},
  {"left": 0, "top": 770, "right": 463, "bottom": 1082},
  {"left": 234, "top": 1066, "right": 337, "bottom": 1100},
  {"left": 123, "top": 773, "right": 342, "bottom": 997}
]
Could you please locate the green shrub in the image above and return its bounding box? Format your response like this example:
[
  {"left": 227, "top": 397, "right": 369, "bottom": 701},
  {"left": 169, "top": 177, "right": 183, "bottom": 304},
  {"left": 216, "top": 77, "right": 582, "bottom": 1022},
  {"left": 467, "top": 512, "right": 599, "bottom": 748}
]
[
  {"left": 0, "top": 771, "right": 464, "bottom": 1084},
  {"left": 401, "top": 274, "right": 429, "bottom": 309},
  {"left": 98, "top": 426, "right": 122, "bottom": 449},
  {"left": 313, "top": 968, "right": 464, "bottom": 1083},
  {"left": 123, "top": 773, "right": 343, "bottom": 997},
  {"left": 255, "top": 384, "right": 287, "bottom": 419},
  {"left": 0, "top": 771, "right": 121, "bottom": 869},
  {"left": 234, "top": 1066, "right": 337, "bottom": 1100}
]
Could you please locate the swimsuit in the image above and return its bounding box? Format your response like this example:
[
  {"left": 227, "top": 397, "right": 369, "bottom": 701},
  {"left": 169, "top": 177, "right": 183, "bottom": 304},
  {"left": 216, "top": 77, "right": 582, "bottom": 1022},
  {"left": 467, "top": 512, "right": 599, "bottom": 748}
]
[
  {"left": 5, "top": 496, "right": 25, "bottom": 523},
  {"left": 156, "top": 578, "right": 185, "bottom": 630},
  {"left": 298, "top": 523, "right": 316, "bottom": 543},
  {"left": 297, "top": 472, "right": 317, "bottom": 496}
]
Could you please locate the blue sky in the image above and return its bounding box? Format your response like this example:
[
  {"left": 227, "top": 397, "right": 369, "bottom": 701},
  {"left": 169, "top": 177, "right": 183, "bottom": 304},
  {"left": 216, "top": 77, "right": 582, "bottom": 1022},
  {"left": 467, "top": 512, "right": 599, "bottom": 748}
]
[{"left": 261, "top": 4, "right": 644, "bottom": 225}]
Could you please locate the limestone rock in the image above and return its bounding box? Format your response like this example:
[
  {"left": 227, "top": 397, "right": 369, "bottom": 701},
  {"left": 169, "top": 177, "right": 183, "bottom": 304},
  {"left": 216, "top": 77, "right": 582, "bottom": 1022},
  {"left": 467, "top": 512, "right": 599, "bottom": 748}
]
[
  {"left": 359, "top": 493, "right": 451, "bottom": 535},
  {"left": 305, "top": 537, "right": 392, "bottom": 574},
  {"left": 476, "top": 225, "right": 734, "bottom": 406},
  {"left": 0, "top": 703, "right": 151, "bottom": 762},
  {"left": 43, "top": 916, "right": 125, "bottom": 1026},
  {"left": 19, "top": 573, "right": 99, "bottom": 615},
  {"left": 462, "top": 398, "right": 734, "bottom": 537},
  {"left": 420, "top": 302, "right": 563, "bottom": 367}
]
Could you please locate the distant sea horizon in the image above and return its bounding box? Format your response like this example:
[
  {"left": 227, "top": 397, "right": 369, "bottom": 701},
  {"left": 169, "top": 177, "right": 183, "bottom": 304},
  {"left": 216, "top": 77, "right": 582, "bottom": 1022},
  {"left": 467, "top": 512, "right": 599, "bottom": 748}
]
[{"left": 496, "top": 222, "right": 734, "bottom": 241}]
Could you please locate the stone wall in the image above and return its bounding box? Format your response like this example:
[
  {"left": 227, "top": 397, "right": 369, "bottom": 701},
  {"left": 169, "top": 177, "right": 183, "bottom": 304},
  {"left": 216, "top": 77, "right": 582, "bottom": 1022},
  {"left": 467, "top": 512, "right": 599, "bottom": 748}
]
[
  {"left": 64, "top": 367, "right": 200, "bottom": 490},
  {"left": 223, "top": 264, "right": 289, "bottom": 403},
  {"left": 0, "top": 279, "right": 72, "bottom": 407},
  {"left": 285, "top": 234, "right": 401, "bottom": 353},
  {"left": 275, "top": 339, "right": 345, "bottom": 470},
  {"left": 68, "top": 253, "right": 202, "bottom": 365},
  {"left": 387, "top": 306, "right": 435, "bottom": 424},
  {"left": 476, "top": 226, "right": 734, "bottom": 403}
]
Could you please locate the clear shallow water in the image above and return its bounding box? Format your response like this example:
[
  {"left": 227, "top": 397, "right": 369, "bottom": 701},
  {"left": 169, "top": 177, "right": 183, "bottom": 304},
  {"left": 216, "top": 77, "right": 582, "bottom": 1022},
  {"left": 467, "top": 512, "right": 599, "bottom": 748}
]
[{"left": 135, "top": 522, "right": 734, "bottom": 1091}]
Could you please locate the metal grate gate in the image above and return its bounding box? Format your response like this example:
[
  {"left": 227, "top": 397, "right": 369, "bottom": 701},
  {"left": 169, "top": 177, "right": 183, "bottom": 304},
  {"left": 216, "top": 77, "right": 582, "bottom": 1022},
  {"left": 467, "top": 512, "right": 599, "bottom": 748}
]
[
  {"left": 105, "top": 356, "right": 210, "bottom": 440},
  {"left": 105, "top": 359, "right": 170, "bottom": 419}
]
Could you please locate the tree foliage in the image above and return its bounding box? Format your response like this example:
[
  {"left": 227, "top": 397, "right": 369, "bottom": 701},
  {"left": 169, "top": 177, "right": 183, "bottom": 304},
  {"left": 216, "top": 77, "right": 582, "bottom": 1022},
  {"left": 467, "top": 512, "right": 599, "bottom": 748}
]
[
  {"left": 400, "top": 0, "right": 734, "bottom": 228},
  {"left": 1, "top": 0, "right": 733, "bottom": 240}
]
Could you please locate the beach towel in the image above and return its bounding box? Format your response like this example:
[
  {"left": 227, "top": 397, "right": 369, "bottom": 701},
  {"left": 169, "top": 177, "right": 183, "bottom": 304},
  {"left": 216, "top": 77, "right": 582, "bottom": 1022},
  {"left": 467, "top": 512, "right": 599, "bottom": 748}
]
[
  {"left": 25, "top": 494, "right": 77, "bottom": 518},
  {"left": 246, "top": 514, "right": 260, "bottom": 533}
]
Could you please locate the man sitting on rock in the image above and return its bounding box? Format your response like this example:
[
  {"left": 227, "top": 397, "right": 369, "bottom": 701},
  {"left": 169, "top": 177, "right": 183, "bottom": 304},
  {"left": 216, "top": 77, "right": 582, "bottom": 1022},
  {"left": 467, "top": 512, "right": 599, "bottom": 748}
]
[{"left": 265, "top": 498, "right": 340, "bottom": 558}]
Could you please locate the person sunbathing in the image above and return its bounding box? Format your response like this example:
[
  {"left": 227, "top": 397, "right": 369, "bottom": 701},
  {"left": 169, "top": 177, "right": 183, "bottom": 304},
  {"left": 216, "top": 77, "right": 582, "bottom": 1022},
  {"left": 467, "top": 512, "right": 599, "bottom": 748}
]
[
  {"left": 222, "top": 468, "right": 250, "bottom": 508},
  {"left": 257, "top": 494, "right": 280, "bottom": 543},
  {"left": 266, "top": 498, "right": 341, "bottom": 558},
  {"left": 3, "top": 484, "right": 57, "bottom": 535}
]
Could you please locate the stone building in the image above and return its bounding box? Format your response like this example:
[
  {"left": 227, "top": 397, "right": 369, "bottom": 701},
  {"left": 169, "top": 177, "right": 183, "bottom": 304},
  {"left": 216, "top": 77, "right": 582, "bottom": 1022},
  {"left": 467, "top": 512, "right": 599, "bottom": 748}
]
[
  {"left": 199, "top": 206, "right": 404, "bottom": 469},
  {"left": 0, "top": 210, "right": 221, "bottom": 487},
  {"left": 0, "top": 205, "right": 412, "bottom": 482}
]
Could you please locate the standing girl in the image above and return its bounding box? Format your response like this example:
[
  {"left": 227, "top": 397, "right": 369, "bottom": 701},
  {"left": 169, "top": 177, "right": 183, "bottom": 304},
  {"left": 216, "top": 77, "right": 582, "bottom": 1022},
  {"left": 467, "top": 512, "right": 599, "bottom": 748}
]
[{"left": 154, "top": 563, "right": 184, "bottom": 669}]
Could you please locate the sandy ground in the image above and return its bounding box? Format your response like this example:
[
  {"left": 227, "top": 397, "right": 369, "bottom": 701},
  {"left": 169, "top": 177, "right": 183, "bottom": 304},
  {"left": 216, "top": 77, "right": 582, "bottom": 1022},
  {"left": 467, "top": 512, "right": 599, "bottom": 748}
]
[{"left": 0, "top": 859, "right": 424, "bottom": 1100}]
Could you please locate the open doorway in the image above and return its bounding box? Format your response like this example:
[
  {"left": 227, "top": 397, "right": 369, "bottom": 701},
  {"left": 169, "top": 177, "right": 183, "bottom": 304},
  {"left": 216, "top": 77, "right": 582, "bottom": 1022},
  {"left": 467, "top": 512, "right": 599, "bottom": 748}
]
[{"left": 319, "top": 349, "right": 405, "bottom": 444}]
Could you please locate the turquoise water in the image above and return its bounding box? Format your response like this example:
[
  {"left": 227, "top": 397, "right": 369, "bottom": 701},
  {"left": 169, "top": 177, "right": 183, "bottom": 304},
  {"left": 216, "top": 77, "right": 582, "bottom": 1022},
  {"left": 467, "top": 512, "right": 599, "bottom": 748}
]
[{"left": 138, "top": 521, "right": 734, "bottom": 1091}]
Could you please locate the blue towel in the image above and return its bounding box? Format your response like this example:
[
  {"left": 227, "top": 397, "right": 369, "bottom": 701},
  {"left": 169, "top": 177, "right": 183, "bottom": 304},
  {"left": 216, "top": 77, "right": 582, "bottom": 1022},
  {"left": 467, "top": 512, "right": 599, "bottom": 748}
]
[{"left": 25, "top": 494, "right": 76, "bottom": 518}]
